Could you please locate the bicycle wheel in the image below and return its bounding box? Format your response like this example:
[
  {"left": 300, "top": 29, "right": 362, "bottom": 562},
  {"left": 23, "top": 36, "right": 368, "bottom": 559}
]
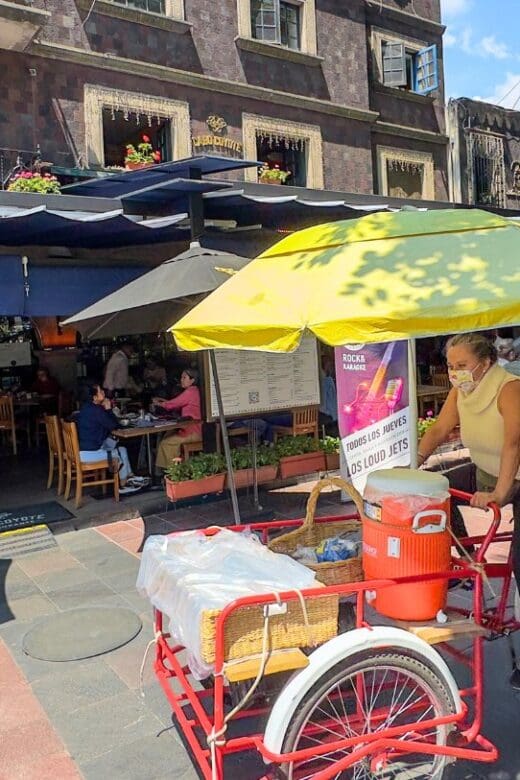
[{"left": 280, "top": 651, "right": 456, "bottom": 780}]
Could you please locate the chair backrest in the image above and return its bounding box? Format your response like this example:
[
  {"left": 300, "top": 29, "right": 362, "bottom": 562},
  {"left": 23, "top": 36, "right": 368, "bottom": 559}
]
[
  {"left": 431, "top": 374, "right": 450, "bottom": 389},
  {"left": 0, "top": 395, "right": 14, "bottom": 425},
  {"left": 61, "top": 419, "right": 81, "bottom": 470},
  {"left": 293, "top": 406, "right": 319, "bottom": 434},
  {"left": 45, "top": 414, "right": 63, "bottom": 457},
  {"left": 58, "top": 390, "right": 75, "bottom": 419}
]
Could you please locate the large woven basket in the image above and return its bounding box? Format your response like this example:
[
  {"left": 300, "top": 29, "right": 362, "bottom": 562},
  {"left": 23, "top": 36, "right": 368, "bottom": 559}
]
[
  {"left": 268, "top": 477, "right": 365, "bottom": 586},
  {"left": 200, "top": 584, "right": 338, "bottom": 665}
]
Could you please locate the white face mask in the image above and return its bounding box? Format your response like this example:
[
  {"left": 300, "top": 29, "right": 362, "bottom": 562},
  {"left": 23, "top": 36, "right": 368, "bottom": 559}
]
[{"left": 448, "top": 363, "right": 482, "bottom": 394}]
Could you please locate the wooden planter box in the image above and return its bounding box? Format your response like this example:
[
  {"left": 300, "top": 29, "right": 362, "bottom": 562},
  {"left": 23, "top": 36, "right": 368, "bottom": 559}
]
[
  {"left": 125, "top": 161, "right": 153, "bottom": 170},
  {"left": 225, "top": 464, "right": 278, "bottom": 490},
  {"left": 279, "top": 451, "right": 326, "bottom": 479},
  {"left": 165, "top": 473, "right": 226, "bottom": 502},
  {"left": 324, "top": 452, "right": 340, "bottom": 471}
]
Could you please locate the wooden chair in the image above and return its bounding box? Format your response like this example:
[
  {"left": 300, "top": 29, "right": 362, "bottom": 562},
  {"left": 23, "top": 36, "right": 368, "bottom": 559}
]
[
  {"left": 0, "top": 395, "right": 17, "bottom": 454},
  {"left": 215, "top": 423, "right": 251, "bottom": 454},
  {"left": 181, "top": 440, "right": 204, "bottom": 460},
  {"left": 272, "top": 406, "right": 319, "bottom": 443},
  {"left": 44, "top": 415, "right": 65, "bottom": 495},
  {"left": 431, "top": 373, "right": 450, "bottom": 389},
  {"left": 61, "top": 420, "right": 119, "bottom": 509}
]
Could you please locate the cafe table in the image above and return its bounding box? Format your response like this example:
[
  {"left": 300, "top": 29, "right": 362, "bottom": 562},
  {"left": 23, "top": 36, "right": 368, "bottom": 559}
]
[
  {"left": 416, "top": 384, "right": 450, "bottom": 416},
  {"left": 112, "top": 419, "right": 200, "bottom": 477}
]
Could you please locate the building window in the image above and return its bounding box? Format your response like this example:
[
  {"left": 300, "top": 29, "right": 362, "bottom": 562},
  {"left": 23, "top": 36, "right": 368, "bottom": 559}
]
[
  {"left": 84, "top": 86, "right": 191, "bottom": 168},
  {"left": 242, "top": 113, "right": 324, "bottom": 188},
  {"left": 238, "top": 0, "right": 316, "bottom": 56},
  {"left": 111, "top": 0, "right": 166, "bottom": 13},
  {"left": 251, "top": 0, "right": 301, "bottom": 50},
  {"left": 377, "top": 146, "right": 434, "bottom": 200},
  {"left": 467, "top": 131, "right": 506, "bottom": 207},
  {"left": 372, "top": 29, "right": 439, "bottom": 95}
]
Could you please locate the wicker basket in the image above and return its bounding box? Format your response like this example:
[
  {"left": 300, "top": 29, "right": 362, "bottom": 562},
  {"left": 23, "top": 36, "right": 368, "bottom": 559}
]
[
  {"left": 268, "top": 477, "right": 365, "bottom": 586},
  {"left": 200, "top": 584, "right": 339, "bottom": 664}
]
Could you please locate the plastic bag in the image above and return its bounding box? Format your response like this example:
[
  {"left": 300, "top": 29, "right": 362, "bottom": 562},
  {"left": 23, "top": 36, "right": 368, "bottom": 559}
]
[
  {"left": 136, "top": 529, "right": 318, "bottom": 679},
  {"left": 316, "top": 534, "right": 361, "bottom": 563}
]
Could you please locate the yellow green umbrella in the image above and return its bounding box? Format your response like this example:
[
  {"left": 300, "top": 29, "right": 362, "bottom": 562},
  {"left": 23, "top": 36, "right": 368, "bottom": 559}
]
[{"left": 171, "top": 209, "right": 520, "bottom": 352}]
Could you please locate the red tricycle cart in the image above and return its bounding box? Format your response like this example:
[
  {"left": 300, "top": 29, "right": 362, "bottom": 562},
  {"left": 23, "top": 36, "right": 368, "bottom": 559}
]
[{"left": 150, "top": 482, "right": 519, "bottom": 779}]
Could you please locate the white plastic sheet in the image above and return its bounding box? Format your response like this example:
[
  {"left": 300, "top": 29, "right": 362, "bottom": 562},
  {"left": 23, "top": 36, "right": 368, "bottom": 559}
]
[{"left": 136, "top": 529, "right": 318, "bottom": 678}]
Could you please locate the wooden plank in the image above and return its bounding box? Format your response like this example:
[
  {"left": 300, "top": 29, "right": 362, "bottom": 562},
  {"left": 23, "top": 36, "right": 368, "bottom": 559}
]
[
  {"left": 396, "top": 612, "right": 486, "bottom": 645},
  {"left": 225, "top": 648, "right": 309, "bottom": 683}
]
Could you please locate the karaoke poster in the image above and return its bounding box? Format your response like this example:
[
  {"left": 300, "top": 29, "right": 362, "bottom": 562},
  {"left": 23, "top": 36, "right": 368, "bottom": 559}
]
[{"left": 334, "top": 341, "right": 411, "bottom": 491}]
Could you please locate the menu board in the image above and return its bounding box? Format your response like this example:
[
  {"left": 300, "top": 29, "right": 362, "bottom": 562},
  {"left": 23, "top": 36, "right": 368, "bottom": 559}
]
[
  {"left": 0, "top": 341, "right": 31, "bottom": 368},
  {"left": 207, "top": 337, "right": 320, "bottom": 419}
]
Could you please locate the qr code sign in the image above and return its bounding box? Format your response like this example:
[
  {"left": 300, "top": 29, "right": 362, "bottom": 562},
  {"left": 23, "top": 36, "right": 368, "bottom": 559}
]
[{"left": 249, "top": 391, "right": 260, "bottom": 404}]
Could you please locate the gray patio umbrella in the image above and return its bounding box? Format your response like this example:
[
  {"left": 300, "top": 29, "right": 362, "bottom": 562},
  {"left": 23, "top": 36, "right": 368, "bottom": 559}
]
[{"left": 62, "top": 243, "right": 252, "bottom": 339}]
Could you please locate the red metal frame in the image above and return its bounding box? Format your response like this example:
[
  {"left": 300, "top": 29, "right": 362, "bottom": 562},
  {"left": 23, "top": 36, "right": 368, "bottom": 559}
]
[{"left": 153, "top": 493, "right": 517, "bottom": 779}]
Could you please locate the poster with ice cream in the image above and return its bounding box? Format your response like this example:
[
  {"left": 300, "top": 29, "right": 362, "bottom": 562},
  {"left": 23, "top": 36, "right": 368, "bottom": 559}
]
[{"left": 334, "top": 341, "right": 411, "bottom": 491}]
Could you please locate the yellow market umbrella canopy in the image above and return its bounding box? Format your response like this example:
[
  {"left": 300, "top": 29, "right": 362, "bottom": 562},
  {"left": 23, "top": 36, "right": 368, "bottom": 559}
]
[{"left": 171, "top": 209, "right": 520, "bottom": 352}]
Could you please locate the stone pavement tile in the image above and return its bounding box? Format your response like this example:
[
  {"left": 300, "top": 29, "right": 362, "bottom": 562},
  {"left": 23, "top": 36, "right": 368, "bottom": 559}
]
[
  {"left": 0, "top": 593, "right": 58, "bottom": 625},
  {"left": 104, "top": 629, "right": 155, "bottom": 690},
  {"left": 57, "top": 528, "right": 109, "bottom": 553},
  {"left": 113, "top": 536, "right": 143, "bottom": 556},
  {"left": 15, "top": 751, "right": 82, "bottom": 780},
  {"left": 0, "top": 680, "right": 48, "bottom": 731},
  {"left": 0, "top": 718, "right": 68, "bottom": 777},
  {"left": 31, "top": 660, "right": 128, "bottom": 716},
  {"left": 49, "top": 689, "right": 165, "bottom": 764},
  {"left": 0, "top": 639, "right": 27, "bottom": 688},
  {"left": 16, "top": 548, "right": 80, "bottom": 578},
  {"left": 2, "top": 564, "right": 42, "bottom": 601},
  {"left": 95, "top": 520, "right": 143, "bottom": 543},
  {"left": 100, "top": 567, "right": 140, "bottom": 594},
  {"left": 75, "top": 545, "right": 140, "bottom": 577},
  {"left": 45, "top": 580, "right": 122, "bottom": 611},
  {"left": 31, "top": 564, "right": 94, "bottom": 594},
  {"left": 80, "top": 730, "right": 197, "bottom": 780}
]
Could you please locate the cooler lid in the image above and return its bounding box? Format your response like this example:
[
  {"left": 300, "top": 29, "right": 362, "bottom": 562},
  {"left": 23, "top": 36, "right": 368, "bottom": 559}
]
[{"left": 365, "top": 468, "right": 449, "bottom": 497}]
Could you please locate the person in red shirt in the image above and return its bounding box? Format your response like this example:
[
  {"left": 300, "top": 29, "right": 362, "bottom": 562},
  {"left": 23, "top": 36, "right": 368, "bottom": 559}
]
[
  {"left": 153, "top": 367, "right": 202, "bottom": 469},
  {"left": 31, "top": 368, "right": 60, "bottom": 413}
]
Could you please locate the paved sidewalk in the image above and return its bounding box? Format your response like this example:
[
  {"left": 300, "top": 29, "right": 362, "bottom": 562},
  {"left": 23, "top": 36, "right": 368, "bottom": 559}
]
[{"left": 1, "top": 490, "right": 520, "bottom": 779}]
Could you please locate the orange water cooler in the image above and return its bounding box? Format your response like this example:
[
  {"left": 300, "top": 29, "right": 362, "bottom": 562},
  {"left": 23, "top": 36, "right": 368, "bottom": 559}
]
[{"left": 362, "top": 469, "right": 451, "bottom": 621}]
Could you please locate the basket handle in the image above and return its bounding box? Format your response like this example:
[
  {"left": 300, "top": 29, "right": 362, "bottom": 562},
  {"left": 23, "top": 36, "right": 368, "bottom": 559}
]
[{"left": 304, "top": 477, "right": 364, "bottom": 530}]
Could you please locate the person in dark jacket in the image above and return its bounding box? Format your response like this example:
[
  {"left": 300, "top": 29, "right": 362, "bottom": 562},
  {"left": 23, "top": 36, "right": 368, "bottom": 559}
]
[{"left": 77, "top": 383, "right": 148, "bottom": 493}]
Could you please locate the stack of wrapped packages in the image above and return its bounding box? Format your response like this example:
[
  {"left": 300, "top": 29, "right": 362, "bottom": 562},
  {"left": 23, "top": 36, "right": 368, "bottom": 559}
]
[{"left": 137, "top": 529, "right": 322, "bottom": 679}]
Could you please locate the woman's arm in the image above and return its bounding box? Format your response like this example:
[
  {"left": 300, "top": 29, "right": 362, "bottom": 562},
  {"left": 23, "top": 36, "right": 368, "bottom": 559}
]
[
  {"left": 417, "top": 388, "right": 459, "bottom": 465},
  {"left": 154, "top": 388, "right": 189, "bottom": 412},
  {"left": 471, "top": 380, "right": 520, "bottom": 508}
]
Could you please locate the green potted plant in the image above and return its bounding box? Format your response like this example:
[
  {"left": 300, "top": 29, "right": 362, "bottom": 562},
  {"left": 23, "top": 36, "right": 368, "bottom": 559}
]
[
  {"left": 124, "top": 134, "right": 162, "bottom": 170},
  {"left": 275, "top": 435, "right": 326, "bottom": 479},
  {"left": 7, "top": 172, "right": 61, "bottom": 194},
  {"left": 319, "top": 435, "right": 340, "bottom": 471},
  {"left": 417, "top": 414, "right": 437, "bottom": 439},
  {"left": 258, "top": 163, "right": 291, "bottom": 185},
  {"left": 225, "top": 444, "right": 279, "bottom": 489},
  {"left": 164, "top": 452, "right": 226, "bottom": 501}
]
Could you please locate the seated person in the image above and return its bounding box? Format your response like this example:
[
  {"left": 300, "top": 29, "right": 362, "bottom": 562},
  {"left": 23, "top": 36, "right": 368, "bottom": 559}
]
[
  {"left": 77, "top": 383, "right": 149, "bottom": 493},
  {"left": 143, "top": 357, "right": 167, "bottom": 391},
  {"left": 154, "top": 368, "right": 202, "bottom": 469},
  {"left": 31, "top": 367, "right": 60, "bottom": 413}
]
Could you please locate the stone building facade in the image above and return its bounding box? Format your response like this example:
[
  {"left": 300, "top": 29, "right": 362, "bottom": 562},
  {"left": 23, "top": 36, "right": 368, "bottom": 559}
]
[
  {"left": 447, "top": 97, "right": 520, "bottom": 210},
  {"left": 0, "top": 0, "right": 448, "bottom": 199}
]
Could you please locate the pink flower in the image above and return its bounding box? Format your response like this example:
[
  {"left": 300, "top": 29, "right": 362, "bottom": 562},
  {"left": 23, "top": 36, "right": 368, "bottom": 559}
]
[{"left": 142, "top": 134, "right": 150, "bottom": 143}]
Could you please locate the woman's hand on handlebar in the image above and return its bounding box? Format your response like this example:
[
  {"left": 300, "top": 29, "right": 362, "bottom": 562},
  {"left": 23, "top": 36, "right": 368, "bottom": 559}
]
[{"left": 470, "top": 490, "right": 506, "bottom": 509}]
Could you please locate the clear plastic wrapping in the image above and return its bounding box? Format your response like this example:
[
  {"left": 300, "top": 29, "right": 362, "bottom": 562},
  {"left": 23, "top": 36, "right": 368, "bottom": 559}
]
[{"left": 136, "top": 529, "right": 318, "bottom": 678}]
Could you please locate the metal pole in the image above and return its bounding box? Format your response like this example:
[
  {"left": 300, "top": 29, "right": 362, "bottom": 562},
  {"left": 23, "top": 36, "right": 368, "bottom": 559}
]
[
  {"left": 407, "top": 339, "right": 418, "bottom": 468},
  {"left": 251, "top": 425, "right": 261, "bottom": 511},
  {"left": 209, "top": 350, "right": 241, "bottom": 525}
]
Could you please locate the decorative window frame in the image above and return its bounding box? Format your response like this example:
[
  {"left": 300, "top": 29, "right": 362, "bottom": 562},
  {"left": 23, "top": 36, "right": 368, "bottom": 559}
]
[
  {"left": 377, "top": 145, "right": 435, "bottom": 200},
  {"left": 77, "top": 0, "right": 189, "bottom": 31},
  {"left": 84, "top": 85, "right": 191, "bottom": 168},
  {"left": 371, "top": 27, "right": 428, "bottom": 86},
  {"left": 242, "top": 113, "right": 324, "bottom": 189},
  {"left": 237, "top": 0, "right": 317, "bottom": 56}
]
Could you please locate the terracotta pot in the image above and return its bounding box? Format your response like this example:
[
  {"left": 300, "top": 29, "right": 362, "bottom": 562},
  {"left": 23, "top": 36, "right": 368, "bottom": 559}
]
[
  {"left": 259, "top": 178, "right": 280, "bottom": 185},
  {"left": 165, "top": 473, "right": 226, "bottom": 501},
  {"left": 279, "top": 451, "right": 326, "bottom": 479},
  {"left": 125, "top": 161, "right": 152, "bottom": 171},
  {"left": 325, "top": 452, "right": 340, "bottom": 471},
  {"left": 225, "top": 464, "right": 278, "bottom": 489}
]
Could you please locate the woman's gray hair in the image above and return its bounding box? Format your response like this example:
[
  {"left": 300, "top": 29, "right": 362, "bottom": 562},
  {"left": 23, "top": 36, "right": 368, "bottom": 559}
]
[{"left": 445, "top": 333, "right": 497, "bottom": 364}]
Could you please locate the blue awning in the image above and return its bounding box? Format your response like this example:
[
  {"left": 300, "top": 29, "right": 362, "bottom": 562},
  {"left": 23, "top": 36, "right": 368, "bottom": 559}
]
[{"left": 0, "top": 256, "right": 148, "bottom": 316}]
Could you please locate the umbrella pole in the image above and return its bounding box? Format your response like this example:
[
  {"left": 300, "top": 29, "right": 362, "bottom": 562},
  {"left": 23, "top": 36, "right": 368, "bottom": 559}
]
[
  {"left": 209, "top": 350, "right": 241, "bottom": 525},
  {"left": 407, "top": 339, "right": 418, "bottom": 468}
]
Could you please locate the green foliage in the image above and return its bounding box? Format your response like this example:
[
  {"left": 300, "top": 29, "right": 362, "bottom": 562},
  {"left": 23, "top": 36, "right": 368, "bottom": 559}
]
[
  {"left": 274, "top": 435, "right": 321, "bottom": 458},
  {"left": 165, "top": 452, "right": 226, "bottom": 482},
  {"left": 229, "top": 444, "right": 278, "bottom": 470},
  {"left": 417, "top": 415, "right": 437, "bottom": 438},
  {"left": 124, "top": 134, "right": 161, "bottom": 165},
  {"left": 318, "top": 436, "right": 340, "bottom": 454},
  {"left": 7, "top": 173, "right": 61, "bottom": 194},
  {"left": 258, "top": 163, "right": 291, "bottom": 184}
]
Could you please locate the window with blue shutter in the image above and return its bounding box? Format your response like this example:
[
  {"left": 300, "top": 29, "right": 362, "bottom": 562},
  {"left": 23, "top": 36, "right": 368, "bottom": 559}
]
[{"left": 414, "top": 45, "right": 439, "bottom": 94}]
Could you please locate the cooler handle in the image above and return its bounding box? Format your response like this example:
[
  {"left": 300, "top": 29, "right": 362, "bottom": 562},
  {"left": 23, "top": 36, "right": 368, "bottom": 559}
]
[{"left": 412, "top": 510, "right": 447, "bottom": 534}]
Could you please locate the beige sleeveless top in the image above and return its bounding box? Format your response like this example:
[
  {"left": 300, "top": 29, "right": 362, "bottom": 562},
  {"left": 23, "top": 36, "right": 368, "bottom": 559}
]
[{"left": 457, "top": 363, "right": 519, "bottom": 478}]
